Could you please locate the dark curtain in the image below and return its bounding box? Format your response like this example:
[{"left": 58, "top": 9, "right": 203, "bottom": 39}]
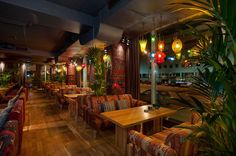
[{"left": 125, "top": 38, "right": 140, "bottom": 99}]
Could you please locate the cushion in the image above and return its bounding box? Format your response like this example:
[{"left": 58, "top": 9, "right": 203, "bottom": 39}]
[
  {"left": 16, "top": 86, "right": 23, "bottom": 95},
  {"left": 1, "top": 106, "right": 12, "bottom": 114},
  {"left": 117, "top": 100, "right": 128, "bottom": 110},
  {"left": 7, "top": 95, "right": 19, "bottom": 107},
  {"left": 0, "top": 111, "right": 8, "bottom": 129},
  {"left": 101, "top": 101, "right": 116, "bottom": 112}
]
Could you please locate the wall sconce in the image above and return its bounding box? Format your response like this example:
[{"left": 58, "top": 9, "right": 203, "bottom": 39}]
[
  {"left": 0, "top": 62, "right": 5, "bottom": 72},
  {"left": 22, "top": 63, "right": 26, "bottom": 71}
]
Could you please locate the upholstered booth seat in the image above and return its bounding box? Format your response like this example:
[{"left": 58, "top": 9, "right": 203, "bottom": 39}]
[
  {"left": 128, "top": 112, "right": 201, "bottom": 156},
  {"left": 0, "top": 87, "right": 26, "bottom": 156},
  {"left": 0, "top": 120, "right": 19, "bottom": 156},
  {"left": 83, "top": 94, "right": 147, "bottom": 130}
]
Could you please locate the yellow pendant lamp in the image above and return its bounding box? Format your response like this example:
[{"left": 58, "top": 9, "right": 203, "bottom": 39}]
[
  {"left": 103, "top": 54, "right": 111, "bottom": 63},
  {"left": 139, "top": 39, "right": 147, "bottom": 53},
  {"left": 139, "top": 22, "right": 147, "bottom": 53},
  {"left": 76, "top": 65, "right": 82, "bottom": 72},
  {"left": 172, "top": 38, "right": 183, "bottom": 53}
]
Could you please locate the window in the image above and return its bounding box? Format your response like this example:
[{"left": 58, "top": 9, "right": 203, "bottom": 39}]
[
  {"left": 169, "top": 65, "right": 173, "bottom": 68},
  {"left": 164, "top": 65, "right": 167, "bottom": 68},
  {"left": 175, "top": 64, "right": 179, "bottom": 68}
]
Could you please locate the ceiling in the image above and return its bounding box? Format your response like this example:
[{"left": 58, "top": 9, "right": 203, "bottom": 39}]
[{"left": 0, "top": 0, "right": 200, "bottom": 64}]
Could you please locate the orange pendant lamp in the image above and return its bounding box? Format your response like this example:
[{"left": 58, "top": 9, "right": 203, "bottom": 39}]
[{"left": 157, "top": 40, "right": 165, "bottom": 52}]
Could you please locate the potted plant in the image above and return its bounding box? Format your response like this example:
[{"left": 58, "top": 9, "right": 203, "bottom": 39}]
[
  {"left": 87, "top": 47, "right": 106, "bottom": 96},
  {"left": 172, "top": 0, "right": 236, "bottom": 155},
  {"left": 0, "top": 72, "right": 11, "bottom": 87}
]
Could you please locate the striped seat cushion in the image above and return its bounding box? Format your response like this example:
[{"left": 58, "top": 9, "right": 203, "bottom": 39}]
[
  {"left": 101, "top": 101, "right": 116, "bottom": 112},
  {"left": 117, "top": 100, "right": 128, "bottom": 110}
]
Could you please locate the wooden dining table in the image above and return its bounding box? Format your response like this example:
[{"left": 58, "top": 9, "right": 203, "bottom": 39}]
[
  {"left": 63, "top": 93, "right": 86, "bottom": 99},
  {"left": 64, "top": 93, "right": 86, "bottom": 121},
  {"left": 100, "top": 105, "right": 177, "bottom": 155}
]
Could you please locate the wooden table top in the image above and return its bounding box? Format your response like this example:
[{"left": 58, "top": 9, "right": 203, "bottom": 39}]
[
  {"left": 0, "top": 87, "right": 8, "bottom": 91},
  {"left": 64, "top": 93, "right": 86, "bottom": 98},
  {"left": 100, "top": 105, "right": 177, "bottom": 128}
]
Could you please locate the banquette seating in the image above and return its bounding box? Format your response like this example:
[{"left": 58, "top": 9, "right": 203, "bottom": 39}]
[
  {"left": 0, "top": 86, "right": 27, "bottom": 156},
  {"left": 128, "top": 111, "right": 201, "bottom": 156},
  {"left": 83, "top": 94, "right": 148, "bottom": 131}
]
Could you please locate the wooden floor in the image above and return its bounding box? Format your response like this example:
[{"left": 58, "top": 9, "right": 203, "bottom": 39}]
[{"left": 20, "top": 89, "right": 123, "bottom": 156}]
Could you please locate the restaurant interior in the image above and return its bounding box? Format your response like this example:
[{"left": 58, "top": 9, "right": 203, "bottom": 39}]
[{"left": 0, "top": 0, "right": 235, "bottom": 156}]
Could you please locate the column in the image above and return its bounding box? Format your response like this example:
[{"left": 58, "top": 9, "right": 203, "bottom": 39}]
[
  {"left": 44, "top": 65, "right": 47, "bottom": 82},
  {"left": 83, "top": 56, "right": 87, "bottom": 88},
  {"left": 151, "top": 31, "right": 157, "bottom": 105},
  {"left": 36, "top": 64, "right": 42, "bottom": 87}
]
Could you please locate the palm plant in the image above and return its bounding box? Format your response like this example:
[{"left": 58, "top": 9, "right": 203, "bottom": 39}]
[
  {"left": 87, "top": 47, "right": 106, "bottom": 96},
  {"left": 0, "top": 72, "right": 11, "bottom": 87},
  {"left": 171, "top": 0, "right": 236, "bottom": 155}
]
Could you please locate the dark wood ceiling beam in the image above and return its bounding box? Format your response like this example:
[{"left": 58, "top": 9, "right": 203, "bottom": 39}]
[
  {"left": 0, "top": 0, "right": 96, "bottom": 27},
  {"left": 99, "top": 0, "right": 131, "bottom": 21},
  {"left": 0, "top": 49, "right": 53, "bottom": 58}
]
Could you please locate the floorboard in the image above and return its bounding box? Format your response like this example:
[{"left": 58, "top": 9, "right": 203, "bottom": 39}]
[{"left": 20, "top": 89, "right": 123, "bottom": 156}]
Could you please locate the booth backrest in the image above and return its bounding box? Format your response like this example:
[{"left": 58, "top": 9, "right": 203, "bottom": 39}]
[{"left": 86, "top": 94, "right": 137, "bottom": 113}]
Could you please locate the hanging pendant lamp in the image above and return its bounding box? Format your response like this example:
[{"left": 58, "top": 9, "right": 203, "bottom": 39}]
[
  {"left": 154, "top": 51, "right": 166, "bottom": 64},
  {"left": 172, "top": 38, "right": 183, "bottom": 53},
  {"left": 139, "top": 22, "right": 147, "bottom": 53},
  {"left": 139, "top": 39, "right": 147, "bottom": 52},
  {"left": 76, "top": 65, "right": 82, "bottom": 71},
  {"left": 157, "top": 40, "right": 165, "bottom": 52},
  {"left": 103, "top": 54, "right": 111, "bottom": 63}
]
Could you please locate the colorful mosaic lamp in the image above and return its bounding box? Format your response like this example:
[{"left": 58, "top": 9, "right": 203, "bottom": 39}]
[
  {"left": 139, "top": 39, "right": 147, "bottom": 53},
  {"left": 154, "top": 51, "right": 166, "bottom": 65}
]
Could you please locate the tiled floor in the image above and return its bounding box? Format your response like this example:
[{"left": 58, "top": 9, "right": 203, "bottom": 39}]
[{"left": 20, "top": 89, "right": 122, "bottom": 156}]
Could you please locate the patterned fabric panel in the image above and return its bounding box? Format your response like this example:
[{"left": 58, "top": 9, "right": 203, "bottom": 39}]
[
  {"left": 105, "top": 95, "right": 119, "bottom": 102},
  {"left": 118, "top": 94, "right": 132, "bottom": 107},
  {"left": 128, "top": 130, "right": 177, "bottom": 156},
  {"left": 89, "top": 96, "right": 106, "bottom": 113},
  {"left": 4, "top": 120, "right": 18, "bottom": 135},
  {"left": 165, "top": 129, "right": 198, "bottom": 156},
  {"left": 151, "top": 130, "right": 173, "bottom": 142},
  {"left": 117, "top": 100, "right": 129, "bottom": 110},
  {"left": 0, "top": 131, "right": 15, "bottom": 156},
  {"left": 101, "top": 101, "right": 116, "bottom": 112}
]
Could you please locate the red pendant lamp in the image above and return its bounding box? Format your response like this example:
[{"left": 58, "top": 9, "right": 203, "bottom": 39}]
[{"left": 154, "top": 51, "right": 166, "bottom": 65}]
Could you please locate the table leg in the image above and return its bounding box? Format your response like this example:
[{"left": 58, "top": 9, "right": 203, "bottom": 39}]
[
  {"left": 153, "top": 117, "right": 163, "bottom": 133},
  {"left": 115, "top": 125, "right": 128, "bottom": 155},
  {"left": 140, "top": 123, "right": 143, "bottom": 133},
  {"left": 75, "top": 101, "right": 78, "bottom": 121}
]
